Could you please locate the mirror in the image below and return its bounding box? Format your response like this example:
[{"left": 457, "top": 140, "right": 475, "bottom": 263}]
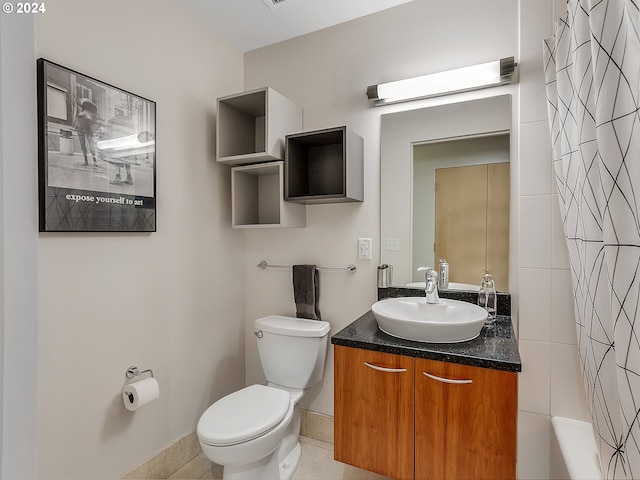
[{"left": 380, "top": 95, "right": 511, "bottom": 292}]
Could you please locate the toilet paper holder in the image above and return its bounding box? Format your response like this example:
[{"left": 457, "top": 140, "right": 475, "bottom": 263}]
[{"left": 126, "top": 365, "right": 154, "bottom": 379}]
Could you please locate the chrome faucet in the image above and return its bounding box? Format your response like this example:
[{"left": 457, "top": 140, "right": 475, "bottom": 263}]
[{"left": 417, "top": 267, "right": 440, "bottom": 304}]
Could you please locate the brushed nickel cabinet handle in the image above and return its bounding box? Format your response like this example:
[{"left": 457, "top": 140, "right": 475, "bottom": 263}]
[
  {"left": 364, "top": 362, "right": 407, "bottom": 373},
  {"left": 423, "top": 371, "right": 473, "bottom": 384}
]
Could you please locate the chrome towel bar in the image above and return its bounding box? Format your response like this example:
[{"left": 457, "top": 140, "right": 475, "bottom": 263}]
[{"left": 257, "top": 260, "right": 356, "bottom": 274}]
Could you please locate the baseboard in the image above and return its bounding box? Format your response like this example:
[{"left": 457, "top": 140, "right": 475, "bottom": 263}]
[
  {"left": 118, "top": 411, "right": 335, "bottom": 479},
  {"left": 118, "top": 431, "right": 202, "bottom": 479},
  {"left": 300, "top": 409, "right": 334, "bottom": 445}
]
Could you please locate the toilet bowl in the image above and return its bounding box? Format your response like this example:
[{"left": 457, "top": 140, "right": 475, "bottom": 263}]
[
  {"left": 197, "top": 315, "right": 330, "bottom": 480},
  {"left": 198, "top": 384, "right": 302, "bottom": 479}
]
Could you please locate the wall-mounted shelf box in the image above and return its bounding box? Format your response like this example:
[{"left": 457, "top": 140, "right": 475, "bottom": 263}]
[
  {"left": 285, "top": 126, "right": 363, "bottom": 204},
  {"left": 231, "top": 161, "right": 305, "bottom": 228},
  {"left": 217, "top": 87, "right": 302, "bottom": 166}
]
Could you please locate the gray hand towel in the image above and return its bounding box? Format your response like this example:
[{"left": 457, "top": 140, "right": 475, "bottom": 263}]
[{"left": 292, "top": 265, "right": 321, "bottom": 320}]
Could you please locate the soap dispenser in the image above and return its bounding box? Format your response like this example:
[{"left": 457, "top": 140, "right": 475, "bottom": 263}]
[{"left": 477, "top": 272, "right": 497, "bottom": 324}]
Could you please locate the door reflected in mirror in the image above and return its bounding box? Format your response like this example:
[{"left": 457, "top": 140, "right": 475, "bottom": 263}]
[
  {"left": 413, "top": 135, "right": 509, "bottom": 291},
  {"left": 380, "top": 94, "right": 511, "bottom": 292}
]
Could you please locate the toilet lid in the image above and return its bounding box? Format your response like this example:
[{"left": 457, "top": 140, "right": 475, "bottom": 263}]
[{"left": 198, "top": 384, "right": 290, "bottom": 446}]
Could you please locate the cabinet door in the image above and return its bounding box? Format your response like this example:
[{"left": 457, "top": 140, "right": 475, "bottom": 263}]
[
  {"left": 415, "top": 359, "right": 517, "bottom": 480},
  {"left": 334, "top": 346, "right": 414, "bottom": 480}
]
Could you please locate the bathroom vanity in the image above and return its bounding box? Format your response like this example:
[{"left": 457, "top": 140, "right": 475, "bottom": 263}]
[{"left": 331, "top": 291, "right": 521, "bottom": 480}]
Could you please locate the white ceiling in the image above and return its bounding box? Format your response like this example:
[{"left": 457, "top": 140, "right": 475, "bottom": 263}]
[{"left": 176, "top": 0, "right": 415, "bottom": 52}]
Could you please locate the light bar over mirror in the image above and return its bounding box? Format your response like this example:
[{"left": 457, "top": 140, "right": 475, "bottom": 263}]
[{"left": 367, "top": 57, "right": 516, "bottom": 106}]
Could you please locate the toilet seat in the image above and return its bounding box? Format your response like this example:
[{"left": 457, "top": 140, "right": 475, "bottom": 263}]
[{"left": 198, "top": 384, "right": 290, "bottom": 447}]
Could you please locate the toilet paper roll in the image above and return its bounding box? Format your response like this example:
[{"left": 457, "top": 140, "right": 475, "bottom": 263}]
[{"left": 123, "top": 377, "right": 159, "bottom": 411}]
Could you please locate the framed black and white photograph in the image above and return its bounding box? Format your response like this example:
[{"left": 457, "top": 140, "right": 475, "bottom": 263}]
[{"left": 37, "top": 58, "right": 156, "bottom": 232}]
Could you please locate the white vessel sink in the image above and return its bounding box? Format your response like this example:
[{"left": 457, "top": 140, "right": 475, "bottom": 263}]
[{"left": 372, "top": 297, "right": 488, "bottom": 343}]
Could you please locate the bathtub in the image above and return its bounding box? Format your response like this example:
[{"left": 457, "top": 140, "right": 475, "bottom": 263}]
[{"left": 551, "top": 416, "right": 603, "bottom": 480}]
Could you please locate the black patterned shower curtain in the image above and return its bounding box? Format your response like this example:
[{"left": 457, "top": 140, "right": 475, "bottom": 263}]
[{"left": 543, "top": 1, "right": 640, "bottom": 478}]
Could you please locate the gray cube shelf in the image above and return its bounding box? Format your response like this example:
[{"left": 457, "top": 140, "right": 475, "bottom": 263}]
[
  {"left": 217, "top": 87, "right": 302, "bottom": 165},
  {"left": 231, "top": 161, "right": 305, "bottom": 228},
  {"left": 285, "top": 126, "right": 363, "bottom": 204}
]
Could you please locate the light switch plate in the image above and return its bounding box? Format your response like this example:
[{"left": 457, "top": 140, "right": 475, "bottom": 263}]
[{"left": 386, "top": 238, "right": 400, "bottom": 251}]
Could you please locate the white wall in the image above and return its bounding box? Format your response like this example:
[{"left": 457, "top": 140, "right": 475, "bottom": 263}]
[
  {"left": 243, "top": 1, "right": 585, "bottom": 479},
  {"left": 0, "top": 13, "right": 39, "bottom": 480},
  {"left": 33, "top": 1, "right": 246, "bottom": 477},
  {"left": 243, "top": 0, "right": 518, "bottom": 413}
]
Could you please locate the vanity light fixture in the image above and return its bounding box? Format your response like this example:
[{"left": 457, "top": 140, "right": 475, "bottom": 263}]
[{"left": 366, "top": 56, "right": 516, "bottom": 106}]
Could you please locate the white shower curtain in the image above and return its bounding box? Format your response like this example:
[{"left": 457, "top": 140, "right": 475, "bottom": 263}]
[{"left": 543, "top": 1, "right": 640, "bottom": 478}]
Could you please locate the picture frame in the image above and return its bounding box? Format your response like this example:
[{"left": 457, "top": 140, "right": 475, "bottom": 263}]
[{"left": 37, "top": 58, "right": 157, "bottom": 232}]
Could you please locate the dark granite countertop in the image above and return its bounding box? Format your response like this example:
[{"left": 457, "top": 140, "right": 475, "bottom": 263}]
[{"left": 331, "top": 310, "right": 521, "bottom": 373}]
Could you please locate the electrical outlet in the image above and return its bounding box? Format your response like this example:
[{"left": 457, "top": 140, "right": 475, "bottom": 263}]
[
  {"left": 386, "top": 238, "right": 400, "bottom": 251},
  {"left": 358, "top": 238, "right": 372, "bottom": 260}
]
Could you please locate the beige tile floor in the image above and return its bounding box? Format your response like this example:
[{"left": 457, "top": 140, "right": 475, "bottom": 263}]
[{"left": 167, "top": 436, "right": 390, "bottom": 480}]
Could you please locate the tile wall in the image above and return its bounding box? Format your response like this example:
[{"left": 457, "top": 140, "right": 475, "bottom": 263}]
[{"left": 516, "top": 1, "right": 589, "bottom": 478}]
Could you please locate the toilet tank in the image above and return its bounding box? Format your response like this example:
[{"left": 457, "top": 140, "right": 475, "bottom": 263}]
[{"left": 255, "top": 315, "right": 330, "bottom": 389}]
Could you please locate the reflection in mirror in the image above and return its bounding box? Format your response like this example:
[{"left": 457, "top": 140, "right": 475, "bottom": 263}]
[
  {"left": 380, "top": 95, "right": 511, "bottom": 292},
  {"left": 412, "top": 135, "right": 510, "bottom": 291}
]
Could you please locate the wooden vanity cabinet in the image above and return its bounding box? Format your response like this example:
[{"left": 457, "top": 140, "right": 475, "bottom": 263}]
[
  {"left": 415, "top": 358, "right": 517, "bottom": 480},
  {"left": 334, "top": 346, "right": 414, "bottom": 480},
  {"left": 334, "top": 346, "right": 518, "bottom": 480}
]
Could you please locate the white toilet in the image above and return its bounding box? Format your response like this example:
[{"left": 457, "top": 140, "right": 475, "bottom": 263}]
[{"left": 197, "top": 315, "right": 330, "bottom": 480}]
